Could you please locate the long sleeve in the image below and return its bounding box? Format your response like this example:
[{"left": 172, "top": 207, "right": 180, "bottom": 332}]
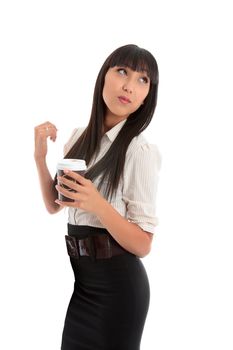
[{"left": 122, "top": 142, "right": 162, "bottom": 234}]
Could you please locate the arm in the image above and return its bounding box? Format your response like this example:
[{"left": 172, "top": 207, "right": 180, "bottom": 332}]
[
  {"left": 55, "top": 174, "right": 152, "bottom": 257},
  {"left": 35, "top": 158, "right": 62, "bottom": 214},
  {"left": 96, "top": 143, "right": 160, "bottom": 257},
  {"left": 96, "top": 199, "right": 153, "bottom": 258},
  {"left": 55, "top": 163, "right": 158, "bottom": 258},
  {"left": 55, "top": 138, "right": 161, "bottom": 257},
  {"left": 34, "top": 121, "right": 62, "bottom": 214}
]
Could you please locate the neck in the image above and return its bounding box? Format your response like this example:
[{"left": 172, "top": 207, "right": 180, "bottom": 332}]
[{"left": 103, "top": 111, "right": 128, "bottom": 133}]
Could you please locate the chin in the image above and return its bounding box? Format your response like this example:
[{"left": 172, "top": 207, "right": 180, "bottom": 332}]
[{"left": 110, "top": 105, "right": 135, "bottom": 118}]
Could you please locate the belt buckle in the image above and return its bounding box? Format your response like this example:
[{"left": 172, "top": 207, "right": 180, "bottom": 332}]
[{"left": 65, "top": 235, "right": 79, "bottom": 259}]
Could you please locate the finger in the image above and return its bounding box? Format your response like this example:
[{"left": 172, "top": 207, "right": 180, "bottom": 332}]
[
  {"left": 35, "top": 122, "right": 58, "bottom": 135},
  {"left": 35, "top": 121, "right": 57, "bottom": 130},
  {"left": 46, "top": 121, "right": 58, "bottom": 130},
  {"left": 35, "top": 125, "right": 55, "bottom": 137},
  {"left": 55, "top": 184, "right": 82, "bottom": 200},
  {"left": 44, "top": 125, "right": 54, "bottom": 134},
  {"left": 55, "top": 199, "right": 82, "bottom": 208},
  {"left": 55, "top": 200, "right": 65, "bottom": 207},
  {"left": 49, "top": 128, "right": 57, "bottom": 142},
  {"left": 57, "top": 176, "right": 85, "bottom": 192},
  {"left": 44, "top": 121, "right": 58, "bottom": 130},
  {"left": 43, "top": 125, "right": 57, "bottom": 142},
  {"left": 63, "top": 169, "right": 87, "bottom": 185}
]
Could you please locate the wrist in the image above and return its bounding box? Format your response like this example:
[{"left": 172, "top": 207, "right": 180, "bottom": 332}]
[{"left": 95, "top": 197, "right": 110, "bottom": 218}]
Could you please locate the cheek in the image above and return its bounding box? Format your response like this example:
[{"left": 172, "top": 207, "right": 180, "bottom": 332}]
[
  {"left": 102, "top": 84, "right": 107, "bottom": 102},
  {"left": 136, "top": 88, "right": 149, "bottom": 105},
  {"left": 102, "top": 81, "right": 110, "bottom": 105},
  {"left": 142, "top": 86, "right": 150, "bottom": 99},
  {"left": 102, "top": 76, "right": 113, "bottom": 102}
]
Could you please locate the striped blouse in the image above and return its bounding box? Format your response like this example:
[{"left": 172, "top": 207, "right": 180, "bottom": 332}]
[{"left": 63, "top": 119, "right": 162, "bottom": 234}]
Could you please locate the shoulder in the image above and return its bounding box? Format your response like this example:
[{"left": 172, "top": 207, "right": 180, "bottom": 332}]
[
  {"left": 63, "top": 126, "right": 86, "bottom": 155},
  {"left": 126, "top": 133, "right": 162, "bottom": 171}
]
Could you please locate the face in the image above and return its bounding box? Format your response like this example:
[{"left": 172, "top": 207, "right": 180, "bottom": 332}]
[{"left": 102, "top": 66, "right": 150, "bottom": 120}]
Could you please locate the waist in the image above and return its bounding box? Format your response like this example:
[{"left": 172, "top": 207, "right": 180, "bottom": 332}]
[{"left": 66, "top": 224, "right": 133, "bottom": 260}]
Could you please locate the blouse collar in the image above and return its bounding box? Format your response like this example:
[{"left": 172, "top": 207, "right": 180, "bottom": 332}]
[{"left": 105, "top": 119, "right": 127, "bottom": 142}]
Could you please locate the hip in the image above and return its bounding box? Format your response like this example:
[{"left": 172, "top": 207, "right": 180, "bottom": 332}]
[{"left": 66, "top": 224, "right": 150, "bottom": 291}]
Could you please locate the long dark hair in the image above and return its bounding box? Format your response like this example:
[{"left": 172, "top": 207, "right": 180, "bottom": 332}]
[{"left": 57, "top": 44, "right": 159, "bottom": 201}]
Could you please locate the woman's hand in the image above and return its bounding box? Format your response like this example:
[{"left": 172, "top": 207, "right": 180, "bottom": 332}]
[
  {"left": 55, "top": 169, "right": 107, "bottom": 214},
  {"left": 34, "top": 121, "right": 58, "bottom": 160}
]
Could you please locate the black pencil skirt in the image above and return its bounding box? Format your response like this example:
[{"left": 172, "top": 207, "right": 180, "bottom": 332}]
[{"left": 61, "top": 225, "right": 150, "bottom": 350}]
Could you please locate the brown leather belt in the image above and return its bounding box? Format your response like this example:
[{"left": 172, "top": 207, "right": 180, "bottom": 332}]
[{"left": 65, "top": 234, "right": 129, "bottom": 260}]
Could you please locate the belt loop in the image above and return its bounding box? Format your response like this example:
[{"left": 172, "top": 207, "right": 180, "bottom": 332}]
[
  {"left": 106, "top": 236, "right": 112, "bottom": 258},
  {"left": 65, "top": 235, "right": 79, "bottom": 259},
  {"left": 86, "top": 236, "right": 96, "bottom": 262}
]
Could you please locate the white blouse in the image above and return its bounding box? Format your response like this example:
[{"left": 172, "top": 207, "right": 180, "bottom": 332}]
[{"left": 63, "top": 119, "right": 162, "bottom": 234}]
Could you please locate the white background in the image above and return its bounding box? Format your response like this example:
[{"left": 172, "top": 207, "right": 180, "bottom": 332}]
[{"left": 0, "top": 0, "right": 233, "bottom": 349}]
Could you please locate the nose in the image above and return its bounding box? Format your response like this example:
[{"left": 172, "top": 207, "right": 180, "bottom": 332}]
[{"left": 122, "top": 83, "right": 132, "bottom": 94}]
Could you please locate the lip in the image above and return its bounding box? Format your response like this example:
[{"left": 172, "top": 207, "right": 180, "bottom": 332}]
[{"left": 118, "top": 96, "right": 132, "bottom": 104}]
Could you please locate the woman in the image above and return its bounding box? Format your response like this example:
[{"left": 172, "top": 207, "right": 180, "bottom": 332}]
[{"left": 34, "top": 44, "right": 161, "bottom": 350}]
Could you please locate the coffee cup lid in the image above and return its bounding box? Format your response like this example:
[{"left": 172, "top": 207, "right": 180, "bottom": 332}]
[{"left": 57, "top": 159, "right": 87, "bottom": 171}]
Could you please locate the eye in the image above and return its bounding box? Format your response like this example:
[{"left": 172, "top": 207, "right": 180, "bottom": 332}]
[
  {"left": 139, "top": 76, "right": 149, "bottom": 84},
  {"left": 117, "top": 68, "right": 127, "bottom": 75}
]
